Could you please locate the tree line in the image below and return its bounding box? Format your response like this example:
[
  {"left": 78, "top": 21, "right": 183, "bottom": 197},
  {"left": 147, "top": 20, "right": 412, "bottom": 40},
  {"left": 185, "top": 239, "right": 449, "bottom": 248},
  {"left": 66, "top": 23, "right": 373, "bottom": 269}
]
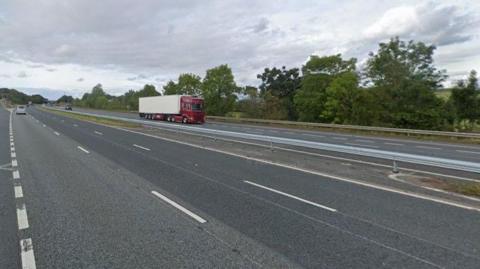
[
  {"left": 0, "top": 88, "right": 47, "bottom": 104},
  {"left": 66, "top": 37, "right": 478, "bottom": 131}
]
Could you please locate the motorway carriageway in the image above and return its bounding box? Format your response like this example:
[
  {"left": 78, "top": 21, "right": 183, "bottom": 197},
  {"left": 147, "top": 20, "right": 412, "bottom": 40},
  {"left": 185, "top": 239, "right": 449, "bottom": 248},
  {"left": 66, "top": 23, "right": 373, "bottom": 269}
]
[
  {"left": 68, "top": 107, "right": 480, "bottom": 164},
  {"left": 1, "top": 106, "right": 480, "bottom": 268}
]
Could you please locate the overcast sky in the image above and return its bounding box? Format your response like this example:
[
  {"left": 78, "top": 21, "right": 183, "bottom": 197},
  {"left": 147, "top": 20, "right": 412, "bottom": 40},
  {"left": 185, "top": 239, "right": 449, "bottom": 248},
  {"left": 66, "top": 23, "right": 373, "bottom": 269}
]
[{"left": 0, "top": 0, "right": 479, "bottom": 99}]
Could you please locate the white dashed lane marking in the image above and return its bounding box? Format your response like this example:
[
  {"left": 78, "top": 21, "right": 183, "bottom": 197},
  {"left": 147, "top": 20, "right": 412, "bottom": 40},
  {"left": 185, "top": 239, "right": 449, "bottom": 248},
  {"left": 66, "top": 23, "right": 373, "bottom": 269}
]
[
  {"left": 416, "top": 146, "right": 442, "bottom": 150},
  {"left": 20, "top": 238, "right": 37, "bottom": 269},
  {"left": 456, "top": 150, "right": 480, "bottom": 155},
  {"left": 244, "top": 180, "right": 337, "bottom": 212},
  {"left": 77, "top": 146, "right": 90, "bottom": 154},
  {"left": 133, "top": 144, "right": 151, "bottom": 151},
  {"left": 346, "top": 143, "right": 379, "bottom": 149},
  {"left": 384, "top": 142, "right": 404, "bottom": 146},
  {"left": 14, "top": 185, "right": 23, "bottom": 198},
  {"left": 16, "top": 204, "right": 29, "bottom": 230},
  {"left": 151, "top": 191, "right": 207, "bottom": 223}
]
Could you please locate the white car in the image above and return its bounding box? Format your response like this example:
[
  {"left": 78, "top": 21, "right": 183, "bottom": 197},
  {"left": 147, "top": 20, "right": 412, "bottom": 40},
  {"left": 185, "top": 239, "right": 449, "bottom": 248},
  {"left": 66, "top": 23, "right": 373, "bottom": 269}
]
[{"left": 16, "top": 105, "right": 27, "bottom": 115}]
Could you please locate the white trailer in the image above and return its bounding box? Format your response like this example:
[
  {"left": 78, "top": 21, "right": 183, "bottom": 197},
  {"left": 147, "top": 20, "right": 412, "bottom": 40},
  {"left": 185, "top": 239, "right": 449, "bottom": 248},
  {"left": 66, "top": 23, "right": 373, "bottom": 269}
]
[{"left": 139, "top": 95, "right": 182, "bottom": 114}]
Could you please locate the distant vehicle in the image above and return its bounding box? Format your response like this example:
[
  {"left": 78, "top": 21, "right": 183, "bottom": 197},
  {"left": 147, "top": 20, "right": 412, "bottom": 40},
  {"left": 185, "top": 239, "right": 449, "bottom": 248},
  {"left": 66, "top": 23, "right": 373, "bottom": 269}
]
[
  {"left": 16, "top": 105, "right": 27, "bottom": 115},
  {"left": 65, "top": 104, "right": 72, "bottom": 110},
  {"left": 139, "top": 95, "right": 205, "bottom": 124},
  {"left": 27, "top": 101, "right": 32, "bottom": 107}
]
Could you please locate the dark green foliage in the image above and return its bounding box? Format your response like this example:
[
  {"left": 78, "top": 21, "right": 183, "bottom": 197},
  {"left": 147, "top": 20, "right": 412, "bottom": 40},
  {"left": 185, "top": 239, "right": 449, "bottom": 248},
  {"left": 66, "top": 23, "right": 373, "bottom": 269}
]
[
  {"left": 365, "top": 37, "right": 447, "bottom": 129},
  {"left": 0, "top": 88, "right": 47, "bottom": 104},
  {"left": 257, "top": 66, "right": 301, "bottom": 120},
  {"left": 201, "top": 64, "right": 239, "bottom": 116},
  {"left": 76, "top": 84, "right": 160, "bottom": 111},
  {"left": 449, "top": 70, "right": 479, "bottom": 129},
  {"left": 57, "top": 95, "right": 74, "bottom": 104},
  {"left": 163, "top": 73, "right": 202, "bottom": 96}
]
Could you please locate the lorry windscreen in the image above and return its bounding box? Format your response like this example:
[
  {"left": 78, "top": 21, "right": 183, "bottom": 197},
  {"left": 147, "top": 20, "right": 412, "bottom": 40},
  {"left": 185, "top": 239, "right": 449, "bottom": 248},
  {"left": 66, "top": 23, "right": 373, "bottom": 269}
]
[{"left": 191, "top": 103, "right": 202, "bottom": 111}]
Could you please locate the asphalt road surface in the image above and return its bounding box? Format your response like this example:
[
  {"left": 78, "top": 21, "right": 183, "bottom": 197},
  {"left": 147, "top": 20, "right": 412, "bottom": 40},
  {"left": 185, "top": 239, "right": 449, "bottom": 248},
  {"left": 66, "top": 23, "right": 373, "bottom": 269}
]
[
  {"left": 1, "top": 105, "right": 480, "bottom": 268},
  {"left": 68, "top": 107, "right": 480, "bottom": 163}
]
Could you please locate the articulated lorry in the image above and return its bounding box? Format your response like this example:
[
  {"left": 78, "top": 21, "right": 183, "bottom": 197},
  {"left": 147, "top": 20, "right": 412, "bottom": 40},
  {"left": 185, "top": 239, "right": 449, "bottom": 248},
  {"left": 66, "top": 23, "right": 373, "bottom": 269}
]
[{"left": 139, "top": 95, "right": 205, "bottom": 124}]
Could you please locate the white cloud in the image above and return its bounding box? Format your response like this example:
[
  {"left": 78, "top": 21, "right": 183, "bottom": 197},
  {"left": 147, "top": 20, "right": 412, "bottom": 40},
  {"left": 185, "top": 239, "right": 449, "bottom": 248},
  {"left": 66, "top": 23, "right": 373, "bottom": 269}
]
[{"left": 363, "top": 6, "right": 418, "bottom": 39}]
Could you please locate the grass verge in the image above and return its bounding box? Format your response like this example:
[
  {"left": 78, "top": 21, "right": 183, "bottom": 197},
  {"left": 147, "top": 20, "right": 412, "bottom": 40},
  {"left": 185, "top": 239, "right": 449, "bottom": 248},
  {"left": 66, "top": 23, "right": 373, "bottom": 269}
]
[{"left": 40, "top": 108, "right": 141, "bottom": 128}]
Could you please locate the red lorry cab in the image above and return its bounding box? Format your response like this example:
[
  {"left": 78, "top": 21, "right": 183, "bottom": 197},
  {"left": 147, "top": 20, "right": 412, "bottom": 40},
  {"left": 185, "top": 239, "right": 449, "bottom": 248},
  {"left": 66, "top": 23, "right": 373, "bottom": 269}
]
[{"left": 177, "top": 96, "right": 205, "bottom": 123}]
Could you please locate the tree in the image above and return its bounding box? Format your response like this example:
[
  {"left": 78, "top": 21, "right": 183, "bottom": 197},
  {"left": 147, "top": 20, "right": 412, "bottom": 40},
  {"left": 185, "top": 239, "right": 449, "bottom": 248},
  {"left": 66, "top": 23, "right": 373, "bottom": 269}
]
[
  {"left": 177, "top": 73, "right": 202, "bottom": 95},
  {"left": 294, "top": 54, "right": 357, "bottom": 122},
  {"left": 163, "top": 81, "right": 178, "bottom": 95},
  {"left": 365, "top": 37, "right": 446, "bottom": 129},
  {"left": 257, "top": 66, "right": 301, "bottom": 120},
  {"left": 449, "top": 70, "right": 479, "bottom": 129},
  {"left": 57, "top": 95, "right": 74, "bottom": 104},
  {"left": 201, "top": 64, "right": 239, "bottom": 115},
  {"left": 236, "top": 86, "right": 264, "bottom": 118},
  {"left": 29, "top": 94, "right": 47, "bottom": 104},
  {"left": 163, "top": 73, "right": 202, "bottom": 96},
  {"left": 323, "top": 72, "right": 361, "bottom": 123},
  {"left": 137, "top": 84, "right": 160, "bottom": 97}
]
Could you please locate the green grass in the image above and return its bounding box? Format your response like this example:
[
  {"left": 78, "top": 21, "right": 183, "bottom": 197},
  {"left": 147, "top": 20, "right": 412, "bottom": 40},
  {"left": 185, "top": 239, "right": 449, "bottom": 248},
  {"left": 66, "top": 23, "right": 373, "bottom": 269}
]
[
  {"left": 453, "top": 182, "right": 480, "bottom": 197},
  {"left": 41, "top": 108, "right": 141, "bottom": 128}
]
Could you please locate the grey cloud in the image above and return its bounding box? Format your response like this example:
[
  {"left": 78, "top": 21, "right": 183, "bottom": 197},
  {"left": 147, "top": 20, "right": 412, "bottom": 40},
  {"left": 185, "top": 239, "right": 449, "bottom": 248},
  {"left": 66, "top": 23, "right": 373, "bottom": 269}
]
[
  {"left": 28, "top": 64, "right": 44, "bottom": 68},
  {"left": 46, "top": 68, "right": 56, "bottom": 72},
  {"left": 127, "top": 74, "right": 148, "bottom": 81},
  {"left": 77, "top": 77, "right": 84, "bottom": 82},
  {"left": 0, "top": 74, "right": 11, "bottom": 78},
  {"left": 17, "top": 71, "right": 29, "bottom": 78},
  {"left": 252, "top": 18, "right": 269, "bottom": 33}
]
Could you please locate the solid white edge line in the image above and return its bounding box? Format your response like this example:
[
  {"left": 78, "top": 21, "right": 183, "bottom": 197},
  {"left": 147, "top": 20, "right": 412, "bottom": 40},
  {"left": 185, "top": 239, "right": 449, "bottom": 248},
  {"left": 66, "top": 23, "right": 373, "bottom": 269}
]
[
  {"left": 14, "top": 185, "right": 23, "bottom": 198},
  {"left": 17, "top": 204, "right": 29, "bottom": 230},
  {"left": 133, "top": 144, "right": 151, "bottom": 151},
  {"left": 20, "top": 238, "right": 37, "bottom": 269},
  {"left": 13, "top": 170, "right": 20, "bottom": 179},
  {"left": 114, "top": 128, "right": 480, "bottom": 212},
  {"left": 151, "top": 191, "right": 207, "bottom": 223},
  {"left": 77, "top": 146, "right": 90, "bottom": 154},
  {"left": 54, "top": 131, "right": 60, "bottom": 136},
  {"left": 244, "top": 180, "right": 337, "bottom": 212}
]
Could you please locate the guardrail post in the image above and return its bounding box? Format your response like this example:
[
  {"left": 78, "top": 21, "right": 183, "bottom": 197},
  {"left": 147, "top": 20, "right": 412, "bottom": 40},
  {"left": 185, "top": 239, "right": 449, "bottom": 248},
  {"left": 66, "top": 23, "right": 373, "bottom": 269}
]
[{"left": 392, "top": 159, "right": 399, "bottom": 174}]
